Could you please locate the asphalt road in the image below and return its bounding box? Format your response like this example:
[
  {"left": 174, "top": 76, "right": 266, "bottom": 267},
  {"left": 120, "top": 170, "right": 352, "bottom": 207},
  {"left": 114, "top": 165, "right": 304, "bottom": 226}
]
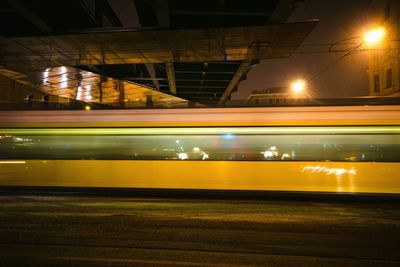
[{"left": 0, "top": 193, "right": 400, "bottom": 266}]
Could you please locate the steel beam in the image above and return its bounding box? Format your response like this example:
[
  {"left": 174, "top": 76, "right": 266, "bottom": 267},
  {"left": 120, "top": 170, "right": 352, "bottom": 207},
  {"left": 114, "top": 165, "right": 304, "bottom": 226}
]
[
  {"left": 218, "top": 60, "right": 252, "bottom": 105},
  {"left": 154, "top": 0, "right": 170, "bottom": 28},
  {"left": 170, "top": 10, "right": 271, "bottom": 16},
  {"left": 4, "top": 0, "right": 52, "bottom": 34},
  {"left": 166, "top": 63, "right": 176, "bottom": 95},
  {"left": 268, "top": 0, "right": 299, "bottom": 23}
]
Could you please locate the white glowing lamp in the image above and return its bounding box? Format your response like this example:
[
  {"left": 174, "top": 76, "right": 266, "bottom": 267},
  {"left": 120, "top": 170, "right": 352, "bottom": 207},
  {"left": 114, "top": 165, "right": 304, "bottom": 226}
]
[{"left": 364, "top": 27, "right": 385, "bottom": 45}]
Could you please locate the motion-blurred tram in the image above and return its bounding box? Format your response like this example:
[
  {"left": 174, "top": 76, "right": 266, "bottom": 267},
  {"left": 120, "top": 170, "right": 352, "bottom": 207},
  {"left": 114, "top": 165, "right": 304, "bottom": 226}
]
[{"left": 1, "top": 105, "right": 400, "bottom": 194}]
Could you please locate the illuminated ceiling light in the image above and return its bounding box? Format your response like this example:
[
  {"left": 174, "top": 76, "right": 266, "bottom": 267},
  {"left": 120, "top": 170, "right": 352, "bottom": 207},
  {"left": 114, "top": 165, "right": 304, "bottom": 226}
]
[
  {"left": 364, "top": 27, "right": 385, "bottom": 45},
  {"left": 43, "top": 69, "right": 50, "bottom": 84},
  {"left": 290, "top": 79, "right": 306, "bottom": 94}
]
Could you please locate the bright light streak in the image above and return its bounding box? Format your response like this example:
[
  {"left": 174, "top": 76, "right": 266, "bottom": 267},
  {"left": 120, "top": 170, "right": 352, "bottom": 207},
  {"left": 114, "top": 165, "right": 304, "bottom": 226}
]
[
  {"left": 2, "top": 126, "right": 399, "bottom": 136},
  {"left": 364, "top": 27, "right": 385, "bottom": 45},
  {"left": 0, "top": 161, "right": 26, "bottom": 164},
  {"left": 177, "top": 152, "right": 188, "bottom": 160},
  {"left": 302, "top": 166, "right": 356, "bottom": 176},
  {"left": 290, "top": 79, "right": 306, "bottom": 94}
]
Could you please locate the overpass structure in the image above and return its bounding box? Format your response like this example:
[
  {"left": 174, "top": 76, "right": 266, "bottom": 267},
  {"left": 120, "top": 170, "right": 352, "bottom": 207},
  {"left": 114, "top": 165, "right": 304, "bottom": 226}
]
[{"left": 0, "top": 0, "right": 317, "bottom": 107}]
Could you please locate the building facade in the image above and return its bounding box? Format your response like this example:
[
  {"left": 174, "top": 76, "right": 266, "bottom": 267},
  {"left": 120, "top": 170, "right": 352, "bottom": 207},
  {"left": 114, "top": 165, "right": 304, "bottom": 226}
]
[
  {"left": 242, "top": 87, "right": 311, "bottom": 106},
  {"left": 368, "top": 0, "right": 400, "bottom": 96}
]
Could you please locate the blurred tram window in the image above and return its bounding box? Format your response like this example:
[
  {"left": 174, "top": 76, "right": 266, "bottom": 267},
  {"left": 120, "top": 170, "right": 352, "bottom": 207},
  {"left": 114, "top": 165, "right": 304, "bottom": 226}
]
[{"left": 0, "top": 127, "right": 399, "bottom": 162}]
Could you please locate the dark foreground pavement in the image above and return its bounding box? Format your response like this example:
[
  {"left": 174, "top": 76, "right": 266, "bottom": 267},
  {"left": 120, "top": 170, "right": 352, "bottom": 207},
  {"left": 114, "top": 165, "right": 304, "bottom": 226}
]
[{"left": 0, "top": 192, "right": 400, "bottom": 266}]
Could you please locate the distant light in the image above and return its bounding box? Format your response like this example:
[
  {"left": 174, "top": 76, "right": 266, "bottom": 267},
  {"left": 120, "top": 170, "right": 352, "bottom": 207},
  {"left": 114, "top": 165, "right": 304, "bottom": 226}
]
[
  {"left": 85, "top": 105, "right": 91, "bottom": 111},
  {"left": 192, "top": 147, "right": 200, "bottom": 152},
  {"left": 290, "top": 79, "right": 306, "bottom": 94},
  {"left": 201, "top": 152, "right": 209, "bottom": 160},
  {"left": 177, "top": 152, "right": 188, "bottom": 160},
  {"left": 261, "top": 146, "right": 279, "bottom": 158},
  {"left": 364, "top": 27, "right": 385, "bottom": 45}
]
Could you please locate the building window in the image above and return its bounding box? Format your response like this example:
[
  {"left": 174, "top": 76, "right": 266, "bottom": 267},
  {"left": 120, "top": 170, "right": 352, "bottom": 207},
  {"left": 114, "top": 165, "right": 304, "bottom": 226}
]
[
  {"left": 385, "top": 3, "right": 391, "bottom": 20},
  {"left": 374, "top": 74, "right": 380, "bottom": 93},
  {"left": 386, "top": 68, "right": 393, "bottom": 88}
]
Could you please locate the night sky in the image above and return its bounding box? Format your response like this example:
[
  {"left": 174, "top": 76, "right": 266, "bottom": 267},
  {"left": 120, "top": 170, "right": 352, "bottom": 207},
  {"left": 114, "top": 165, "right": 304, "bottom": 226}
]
[{"left": 233, "top": 0, "right": 374, "bottom": 100}]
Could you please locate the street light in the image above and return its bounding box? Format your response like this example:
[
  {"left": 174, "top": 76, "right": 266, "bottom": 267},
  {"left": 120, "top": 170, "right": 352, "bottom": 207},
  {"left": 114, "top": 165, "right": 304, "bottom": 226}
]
[
  {"left": 290, "top": 79, "right": 306, "bottom": 94},
  {"left": 363, "top": 27, "right": 385, "bottom": 46}
]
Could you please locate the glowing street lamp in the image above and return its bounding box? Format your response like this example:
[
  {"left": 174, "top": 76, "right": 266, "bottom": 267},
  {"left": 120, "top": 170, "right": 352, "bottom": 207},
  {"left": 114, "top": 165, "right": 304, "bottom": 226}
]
[
  {"left": 363, "top": 27, "right": 385, "bottom": 46},
  {"left": 290, "top": 79, "right": 306, "bottom": 94}
]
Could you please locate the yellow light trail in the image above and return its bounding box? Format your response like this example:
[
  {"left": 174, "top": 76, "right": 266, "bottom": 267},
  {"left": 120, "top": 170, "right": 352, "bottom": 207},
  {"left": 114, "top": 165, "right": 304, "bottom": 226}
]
[{"left": 1, "top": 126, "right": 400, "bottom": 135}]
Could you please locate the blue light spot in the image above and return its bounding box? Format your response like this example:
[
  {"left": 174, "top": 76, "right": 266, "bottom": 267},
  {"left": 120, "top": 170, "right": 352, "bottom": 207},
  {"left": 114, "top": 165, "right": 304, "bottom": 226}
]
[{"left": 223, "top": 133, "right": 235, "bottom": 140}]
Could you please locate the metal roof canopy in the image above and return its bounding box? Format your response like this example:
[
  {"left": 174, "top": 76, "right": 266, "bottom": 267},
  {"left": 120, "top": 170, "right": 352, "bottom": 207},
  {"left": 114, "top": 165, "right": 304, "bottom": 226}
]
[
  {"left": 0, "top": 21, "right": 317, "bottom": 105},
  {"left": 0, "top": 0, "right": 317, "bottom": 107}
]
